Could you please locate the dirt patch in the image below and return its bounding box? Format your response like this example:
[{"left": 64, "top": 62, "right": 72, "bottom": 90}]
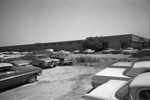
[
  {"left": 0, "top": 54, "right": 132, "bottom": 100},
  {"left": 36, "top": 55, "right": 129, "bottom": 100},
  {"left": 56, "top": 74, "right": 94, "bottom": 100}
]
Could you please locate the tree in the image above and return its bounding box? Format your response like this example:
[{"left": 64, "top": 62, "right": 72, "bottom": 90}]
[{"left": 82, "top": 36, "right": 103, "bottom": 51}]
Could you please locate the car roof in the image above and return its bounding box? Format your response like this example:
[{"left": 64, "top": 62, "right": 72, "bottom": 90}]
[
  {"left": 10, "top": 60, "right": 30, "bottom": 64},
  {"left": 132, "top": 61, "right": 150, "bottom": 69},
  {"left": 30, "top": 54, "right": 47, "bottom": 56},
  {"left": 111, "top": 62, "right": 132, "bottom": 68},
  {"left": 0, "top": 63, "right": 13, "bottom": 68},
  {"left": 130, "top": 72, "right": 150, "bottom": 88},
  {"left": 84, "top": 80, "right": 128, "bottom": 100}
]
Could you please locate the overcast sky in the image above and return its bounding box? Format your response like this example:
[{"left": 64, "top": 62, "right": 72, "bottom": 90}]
[{"left": 0, "top": 0, "right": 149, "bottom": 47}]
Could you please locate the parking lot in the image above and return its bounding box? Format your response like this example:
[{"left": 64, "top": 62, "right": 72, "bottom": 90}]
[{"left": 0, "top": 54, "right": 132, "bottom": 100}]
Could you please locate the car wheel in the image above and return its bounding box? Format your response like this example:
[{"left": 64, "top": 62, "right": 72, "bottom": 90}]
[
  {"left": 69, "top": 62, "right": 72, "bottom": 65},
  {"left": 52, "top": 63, "right": 56, "bottom": 67},
  {"left": 27, "top": 74, "right": 37, "bottom": 83},
  {"left": 39, "top": 63, "right": 44, "bottom": 68},
  {"left": 60, "top": 62, "right": 64, "bottom": 66}
]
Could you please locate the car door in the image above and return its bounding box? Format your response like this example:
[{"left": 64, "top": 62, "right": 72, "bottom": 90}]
[{"left": 0, "top": 66, "right": 19, "bottom": 90}]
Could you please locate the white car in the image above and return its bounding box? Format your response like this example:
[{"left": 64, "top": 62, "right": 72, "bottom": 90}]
[
  {"left": 83, "top": 49, "right": 95, "bottom": 54},
  {"left": 58, "top": 50, "right": 70, "bottom": 55},
  {"left": 84, "top": 72, "right": 150, "bottom": 100},
  {"left": 91, "top": 61, "right": 150, "bottom": 88},
  {"left": 122, "top": 47, "right": 138, "bottom": 54},
  {"left": 111, "top": 61, "right": 133, "bottom": 68},
  {"left": 73, "top": 50, "right": 82, "bottom": 54}
]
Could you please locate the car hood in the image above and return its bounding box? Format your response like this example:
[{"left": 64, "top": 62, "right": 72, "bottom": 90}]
[
  {"left": 50, "top": 58, "right": 60, "bottom": 62},
  {"left": 84, "top": 80, "right": 128, "bottom": 100},
  {"left": 15, "top": 65, "right": 41, "bottom": 72},
  {"left": 111, "top": 62, "right": 132, "bottom": 68},
  {"left": 122, "top": 50, "right": 131, "bottom": 52},
  {"left": 11, "top": 60, "right": 31, "bottom": 66},
  {"left": 40, "top": 58, "right": 53, "bottom": 62}
]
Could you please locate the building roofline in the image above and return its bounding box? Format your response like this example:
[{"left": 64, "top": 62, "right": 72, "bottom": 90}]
[{"left": 0, "top": 33, "right": 148, "bottom": 48}]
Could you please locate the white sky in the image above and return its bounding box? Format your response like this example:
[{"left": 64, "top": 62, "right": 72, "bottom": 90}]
[{"left": 0, "top": 0, "right": 149, "bottom": 46}]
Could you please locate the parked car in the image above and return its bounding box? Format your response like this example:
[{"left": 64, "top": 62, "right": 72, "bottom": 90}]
[
  {"left": 111, "top": 61, "right": 133, "bottom": 68},
  {"left": 24, "top": 54, "right": 56, "bottom": 68},
  {"left": 73, "top": 50, "right": 82, "bottom": 54},
  {"left": 51, "top": 58, "right": 60, "bottom": 66},
  {"left": 84, "top": 72, "right": 150, "bottom": 100},
  {"left": 122, "top": 47, "right": 138, "bottom": 54},
  {"left": 0, "top": 63, "right": 42, "bottom": 90},
  {"left": 111, "top": 49, "right": 122, "bottom": 54},
  {"left": 131, "top": 48, "right": 150, "bottom": 57},
  {"left": 101, "top": 48, "right": 115, "bottom": 54},
  {"left": 58, "top": 50, "right": 70, "bottom": 56},
  {"left": 9, "top": 60, "right": 32, "bottom": 66},
  {"left": 111, "top": 56, "right": 150, "bottom": 69},
  {"left": 0, "top": 53, "right": 8, "bottom": 62},
  {"left": 50, "top": 56, "right": 73, "bottom": 65},
  {"left": 59, "top": 57, "right": 73, "bottom": 65},
  {"left": 91, "top": 61, "right": 150, "bottom": 88},
  {"left": 83, "top": 49, "right": 95, "bottom": 54}
]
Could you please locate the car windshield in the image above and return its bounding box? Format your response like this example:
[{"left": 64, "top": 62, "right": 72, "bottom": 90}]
[
  {"left": 0, "top": 66, "right": 12, "bottom": 73},
  {"left": 37, "top": 55, "right": 49, "bottom": 59},
  {"left": 123, "top": 64, "right": 133, "bottom": 75},
  {"left": 116, "top": 82, "right": 130, "bottom": 100}
]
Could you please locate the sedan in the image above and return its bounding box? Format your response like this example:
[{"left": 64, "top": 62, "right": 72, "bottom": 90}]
[
  {"left": 83, "top": 49, "right": 95, "bottom": 54},
  {"left": 101, "top": 48, "right": 115, "bottom": 54},
  {"left": 0, "top": 63, "right": 42, "bottom": 90},
  {"left": 84, "top": 72, "right": 150, "bottom": 100},
  {"left": 131, "top": 48, "right": 150, "bottom": 57},
  {"left": 24, "top": 54, "right": 56, "bottom": 68},
  {"left": 111, "top": 61, "right": 133, "bottom": 68},
  {"left": 122, "top": 47, "right": 138, "bottom": 54},
  {"left": 91, "top": 61, "right": 150, "bottom": 88}
]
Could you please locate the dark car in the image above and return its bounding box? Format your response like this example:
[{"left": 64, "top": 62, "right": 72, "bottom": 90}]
[
  {"left": 102, "top": 48, "right": 122, "bottom": 54},
  {"left": 0, "top": 63, "right": 42, "bottom": 90},
  {"left": 131, "top": 48, "right": 150, "bottom": 57},
  {"left": 58, "top": 57, "right": 73, "bottom": 65},
  {"left": 101, "top": 48, "right": 115, "bottom": 54},
  {"left": 10, "top": 60, "right": 32, "bottom": 66},
  {"left": 50, "top": 55, "right": 73, "bottom": 65},
  {"left": 111, "top": 49, "right": 122, "bottom": 54}
]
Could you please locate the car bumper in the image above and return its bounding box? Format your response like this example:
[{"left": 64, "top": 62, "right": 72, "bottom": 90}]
[{"left": 38, "top": 72, "right": 42, "bottom": 76}]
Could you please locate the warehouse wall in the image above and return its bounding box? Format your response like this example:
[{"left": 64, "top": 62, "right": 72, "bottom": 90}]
[{"left": 0, "top": 34, "right": 149, "bottom": 52}]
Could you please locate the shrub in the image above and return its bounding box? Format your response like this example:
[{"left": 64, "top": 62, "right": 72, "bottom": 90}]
[
  {"left": 82, "top": 36, "right": 103, "bottom": 51},
  {"left": 75, "top": 56, "right": 99, "bottom": 63},
  {"left": 75, "top": 56, "right": 131, "bottom": 68}
]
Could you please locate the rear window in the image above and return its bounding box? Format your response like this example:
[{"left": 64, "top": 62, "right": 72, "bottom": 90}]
[
  {"left": 116, "top": 83, "right": 130, "bottom": 100},
  {"left": 139, "top": 90, "right": 150, "bottom": 100}
]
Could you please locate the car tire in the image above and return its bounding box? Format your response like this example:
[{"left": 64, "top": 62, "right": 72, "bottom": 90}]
[
  {"left": 60, "top": 62, "right": 64, "bottom": 66},
  {"left": 39, "top": 63, "right": 44, "bottom": 68},
  {"left": 52, "top": 63, "right": 56, "bottom": 67},
  {"left": 27, "top": 74, "right": 37, "bottom": 83}
]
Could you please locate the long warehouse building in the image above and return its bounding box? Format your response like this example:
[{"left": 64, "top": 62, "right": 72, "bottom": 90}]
[{"left": 0, "top": 34, "right": 149, "bottom": 52}]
